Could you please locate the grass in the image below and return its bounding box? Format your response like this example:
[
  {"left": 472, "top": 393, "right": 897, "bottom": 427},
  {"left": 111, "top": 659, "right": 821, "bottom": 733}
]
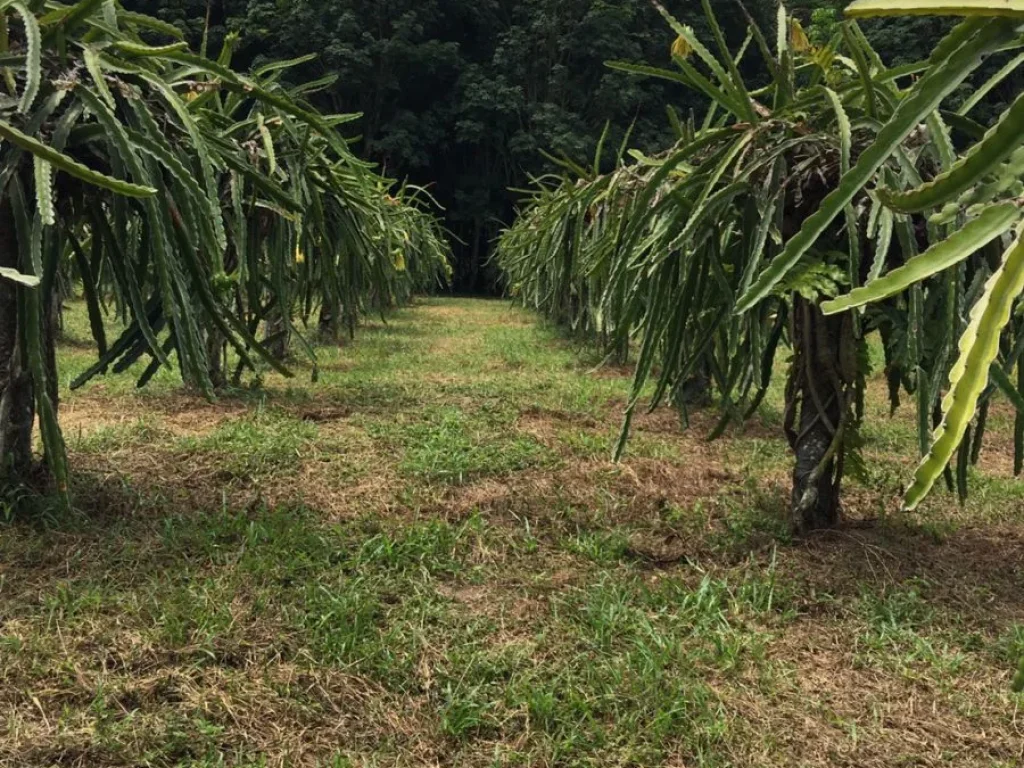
[
  {"left": 369, "top": 405, "right": 556, "bottom": 483},
  {"left": 2, "top": 297, "right": 1024, "bottom": 767}
]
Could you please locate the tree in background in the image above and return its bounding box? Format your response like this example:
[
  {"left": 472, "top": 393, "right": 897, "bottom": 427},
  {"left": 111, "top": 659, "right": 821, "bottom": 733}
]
[
  {"left": 125, "top": 0, "right": 748, "bottom": 291},
  {"left": 125, "top": 1, "right": 980, "bottom": 292}
]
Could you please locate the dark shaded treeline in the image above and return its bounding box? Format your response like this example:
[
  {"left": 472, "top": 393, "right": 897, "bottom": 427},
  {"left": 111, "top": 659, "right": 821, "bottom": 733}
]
[{"left": 128, "top": 1, "right": 998, "bottom": 293}]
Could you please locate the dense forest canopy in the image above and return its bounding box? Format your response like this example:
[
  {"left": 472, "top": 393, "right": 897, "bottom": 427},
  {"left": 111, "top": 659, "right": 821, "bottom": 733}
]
[{"left": 127, "top": 0, "right": 1012, "bottom": 292}]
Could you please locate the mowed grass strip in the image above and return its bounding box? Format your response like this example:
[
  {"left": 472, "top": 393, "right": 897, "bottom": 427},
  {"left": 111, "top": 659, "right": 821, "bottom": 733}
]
[{"left": 0, "top": 298, "right": 1022, "bottom": 767}]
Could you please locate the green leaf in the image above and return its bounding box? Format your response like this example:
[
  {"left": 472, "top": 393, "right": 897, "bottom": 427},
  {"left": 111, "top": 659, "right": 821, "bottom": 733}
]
[
  {"left": 870, "top": 201, "right": 895, "bottom": 281},
  {"left": 879, "top": 89, "right": 1024, "bottom": 212},
  {"left": 959, "top": 50, "right": 1024, "bottom": 115},
  {"left": 700, "top": 0, "right": 758, "bottom": 123},
  {"left": 905, "top": 224, "right": 1024, "bottom": 510},
  {"left": 7, "top": 1, "right": 40, "bottom": 113},
  {"left": 841, "top": 23, "right": 877, "bottom": 118},
  {"left": 123, "top": 72, "right": 227, "bottom": 255},
  {"left": 65, "top": 229, "right": 107, "bottom": 359},
  {"left": 115, "top": 10, "right": 185, "bottom": 40},
  {"left": 254, "top": 53, "right": 317, "bottom": 77},
  {"left": 930, "top": 145, "right": 1024, "bottom": 224},
  {"left": 651, "top": 0, "right": 756, "bottom": 123},
  {"left": 257, "top": 113, "right": 277, "bottom": 176},
  {"left": 32, "top": 154, "right": 54, "bottom": 226},
  {"left": 165, "top": 50, "right": 355, "bottom": 159},
  {"left": 941, "top": 109, "right": 988, "bottom": 140},
  {"left": 776, "top": 3, "right": 788, "bottom": 61},
  {"left": 0, "top": 119, "right": 157, "bottom": 197},
  {"left": 822, "top": 203, "right": 1021, "bottom": 313},
  {"left": 39, "top": 0, "right": 106, "bottom": 33},
  {"left": 736, "top": 17, "right": 1020, "bottom": 314},
  {"left": 0, "top": 265, "right": 38, "bottom": 286},
  {"left": 846, "top": 0, "right": 1024, "bottom": 17},
  {"left": 991, "top": 363, "right": 1024, "bottom": 412},
  {"left": 110, "top": 40, "right": 188, "bottom": 57},
  {"left": 83, "top": 45, "right": 116, "bottom": 109}
]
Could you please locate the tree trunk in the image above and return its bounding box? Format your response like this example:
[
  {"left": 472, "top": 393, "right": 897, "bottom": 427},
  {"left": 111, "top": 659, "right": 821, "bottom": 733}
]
[
  {"left": 787, "top": 298, "right": 855, "bottom": 533},
  {"left": 675, "top": 368, "right": 712, "bottom": 409},
  {"left": 206, "top": 331, "right": 226, "bottom": 390},
  {"left": 265, "top": 304, "right": 290, "bottom": 362},
  {"left": 0, "top": 199, "right": 34, "bottom": 487},
  {"left": 318, "top": 300, "right": 342, "bottom": 344},
  {"left": 470, "top": 219, "right": 479, "bottom": 291},
  {"left": 50, "top": 282, "right": 64, "bottom": 341}
]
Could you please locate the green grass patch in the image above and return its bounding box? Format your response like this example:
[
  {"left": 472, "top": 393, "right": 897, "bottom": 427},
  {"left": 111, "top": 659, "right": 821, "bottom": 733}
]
[
  {"left": 370, "top": 406, "right": 556, "bottom": 483},
  {"left": 175, "top": 410, "right": 318, "bottom": 477},
  {"left": 2, "top": 298, "right": 1020, "bottom": 767}
]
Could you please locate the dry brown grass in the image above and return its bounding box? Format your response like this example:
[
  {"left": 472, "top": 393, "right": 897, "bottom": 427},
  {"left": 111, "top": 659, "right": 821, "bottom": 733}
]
[{"left": 3, "top": 298, "right": 1023, "bottom": 767}]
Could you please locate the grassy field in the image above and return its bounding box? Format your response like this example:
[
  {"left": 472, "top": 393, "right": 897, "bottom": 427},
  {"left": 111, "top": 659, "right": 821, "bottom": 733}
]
[{"left": 2, "top": 297, "right": 1023, "bottom": 767}]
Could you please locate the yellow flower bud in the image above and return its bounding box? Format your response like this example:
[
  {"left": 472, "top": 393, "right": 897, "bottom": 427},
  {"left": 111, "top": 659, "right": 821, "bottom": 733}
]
[
  {"left": 790, "top": 19, "right": 811, "bottom": 53},
  {"left": 671, "top": 35, "right": 693, "bottom": 60}
]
